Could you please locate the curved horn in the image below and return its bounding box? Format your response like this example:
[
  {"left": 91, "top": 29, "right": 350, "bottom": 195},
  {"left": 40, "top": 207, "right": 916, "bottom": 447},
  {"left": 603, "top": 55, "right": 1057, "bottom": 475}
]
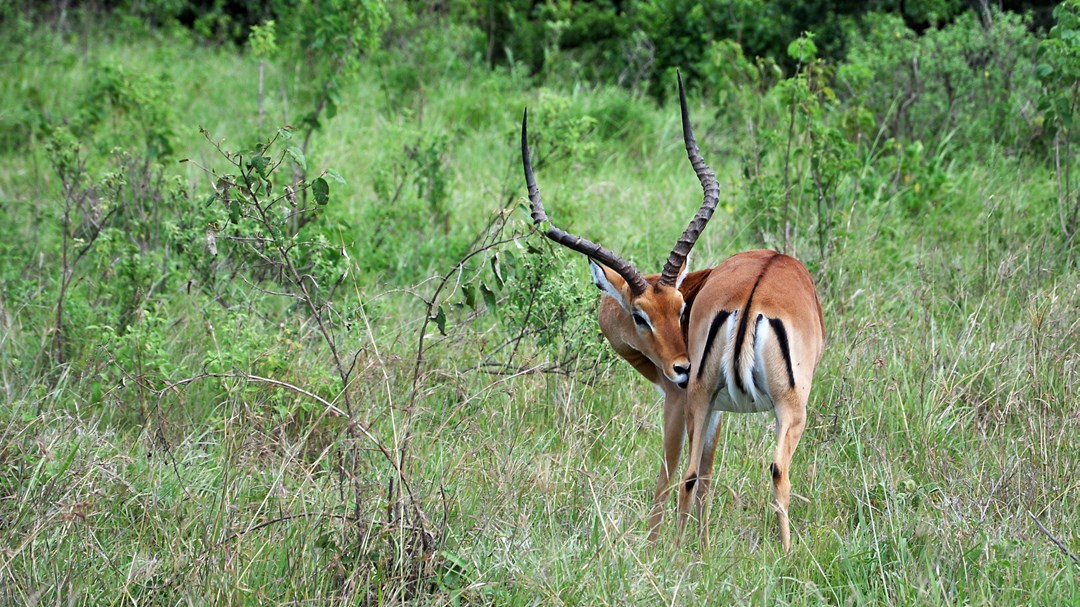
[
  {"left": 659, "top": 71, "right": 720, "bottom": 287},
  {"left": 522, "top": 109, "right": 650, "bottom": 296}
]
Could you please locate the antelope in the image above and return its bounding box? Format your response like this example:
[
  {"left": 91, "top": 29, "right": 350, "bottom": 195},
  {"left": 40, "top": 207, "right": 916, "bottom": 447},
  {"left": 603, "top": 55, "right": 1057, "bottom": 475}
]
[{"left": 521, "top": 74, "right": 825, "bottom": 551}]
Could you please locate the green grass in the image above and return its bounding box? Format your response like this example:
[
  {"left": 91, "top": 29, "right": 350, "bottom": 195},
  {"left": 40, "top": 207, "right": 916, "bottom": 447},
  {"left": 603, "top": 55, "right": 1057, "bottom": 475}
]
[{"left": 1, "top": 24, "right": 1078, "bottom": 606}]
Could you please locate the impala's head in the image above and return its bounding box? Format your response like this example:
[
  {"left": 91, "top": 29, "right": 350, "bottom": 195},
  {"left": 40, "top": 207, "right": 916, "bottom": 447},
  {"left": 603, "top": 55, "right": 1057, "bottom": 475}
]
[
  {"left": 590, "top": 259, "right": 692, "bottom": 387},
  {"left": 521, "top": 72, "right": 719, "bottom": 390}
]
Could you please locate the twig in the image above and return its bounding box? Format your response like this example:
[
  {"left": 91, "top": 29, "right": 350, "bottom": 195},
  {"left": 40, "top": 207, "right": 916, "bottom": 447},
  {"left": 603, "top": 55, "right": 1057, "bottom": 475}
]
[
  {"left": 218, "top": 512, "right": 355, "bottom": 547},
  {"left": 159, "top": 371, "right": 344, "bottom": 416},
  {"left": 1029, "top": 511, "right": 1080, "bottom": 568},
  {"left": 160, "top": 370, "right": 423, "bottom": 507},
  {"left": 405, "top": 228, "right": 519, "bottom": 413},
  {"left": 1055, "top": 131, "right": 1068, "bottom": 239}
]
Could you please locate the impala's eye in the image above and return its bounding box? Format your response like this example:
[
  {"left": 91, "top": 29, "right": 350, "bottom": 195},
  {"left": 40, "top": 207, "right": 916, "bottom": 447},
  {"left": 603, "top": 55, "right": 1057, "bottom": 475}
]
[{"left": 632, "top": 312, "right": 649, "bottom": 328}]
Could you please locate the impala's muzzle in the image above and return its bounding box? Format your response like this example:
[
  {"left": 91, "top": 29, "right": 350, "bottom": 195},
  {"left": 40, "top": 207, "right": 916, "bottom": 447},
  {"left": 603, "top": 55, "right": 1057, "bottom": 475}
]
[{"left": 673, "top": 362, "right": 691, "bottom": 389}]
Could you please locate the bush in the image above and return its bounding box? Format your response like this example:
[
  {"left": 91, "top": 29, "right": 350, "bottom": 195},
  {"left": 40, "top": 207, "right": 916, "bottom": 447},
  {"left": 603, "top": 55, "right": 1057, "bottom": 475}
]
[
  {"left": 1037, "top": 0, "right": 1080, "bottom": 241},
  {"left": 841, "top": 9, "right": 1040, "bottom": 153}
]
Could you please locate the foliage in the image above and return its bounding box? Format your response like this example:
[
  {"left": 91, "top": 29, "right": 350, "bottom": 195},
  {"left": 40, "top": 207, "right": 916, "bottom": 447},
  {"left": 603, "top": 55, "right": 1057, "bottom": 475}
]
[
  {"left": 1, "top": 4, "right": 1078, "bottom": 605},
  {"left": 248, "top": 18, "right": 277, "bottom": 59},
  {"left": 1038, "top": 0, "right": 1080, "bottom": 242},
  {"left": 842, "top": 9, "right": 1040, "bottom": 152},
  {"left": 472, "top": 0, "right": 990, "bottom": 98},
  {"left": 78, "top": 62, "right": 178, "bottom": 159},
  {"left": 359, "top": 127, "right": 465, "bottom": 279}
]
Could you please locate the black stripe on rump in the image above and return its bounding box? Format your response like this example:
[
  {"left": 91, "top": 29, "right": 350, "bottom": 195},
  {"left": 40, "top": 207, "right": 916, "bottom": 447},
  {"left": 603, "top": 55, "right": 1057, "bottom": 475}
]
[
  {"left": 696, "top": 309, "right": 731, "bottom": 380},
  {"left": 768, "top": 316, "right": 796, "bottom": 389},
  {"left": 751, "top": 315, "right": 768, "bottom": 396},
  {"left": 732, "top": 253, "right": 780, "bottom": 392}
]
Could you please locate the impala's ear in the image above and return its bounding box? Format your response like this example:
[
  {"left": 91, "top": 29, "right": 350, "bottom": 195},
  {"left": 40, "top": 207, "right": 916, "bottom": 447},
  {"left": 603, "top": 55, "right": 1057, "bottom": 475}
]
[
  {"left": 589, "top": 259, "right": 631, "bottom": 312},
  {"left": 675, "top": 255, "right": 690, "bottom": 289}
]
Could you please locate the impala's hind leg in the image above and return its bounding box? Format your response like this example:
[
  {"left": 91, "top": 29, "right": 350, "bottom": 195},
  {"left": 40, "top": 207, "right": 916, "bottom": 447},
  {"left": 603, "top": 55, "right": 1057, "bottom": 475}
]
[
  {"left": 771, "top": 393, "right": 806, "bottom": 552},
  {"left": 649, "top": 388, "right": 685, "bottom": 541}
]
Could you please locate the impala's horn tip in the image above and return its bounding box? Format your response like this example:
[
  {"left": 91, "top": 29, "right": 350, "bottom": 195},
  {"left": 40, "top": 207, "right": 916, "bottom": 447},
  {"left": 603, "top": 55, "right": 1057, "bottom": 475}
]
[
  {"left": 521, "top": 108, "right": 532, "bottom": 173},
  {"left": 678, "top": 73, "right": 689, "bottom": 122}
]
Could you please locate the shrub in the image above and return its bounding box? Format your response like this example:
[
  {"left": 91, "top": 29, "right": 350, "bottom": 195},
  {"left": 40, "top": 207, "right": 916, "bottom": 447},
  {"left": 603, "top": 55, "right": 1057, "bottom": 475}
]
[
  {"left": 1037, "top": 0, "right": 1080, "bottom": 242},
  {"left": 841, "top": 9, "right": 1040, "bottom": 153}
]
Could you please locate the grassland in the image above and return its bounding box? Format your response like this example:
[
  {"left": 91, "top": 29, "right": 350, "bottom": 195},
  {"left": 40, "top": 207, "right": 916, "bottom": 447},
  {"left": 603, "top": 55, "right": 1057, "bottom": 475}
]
[{"left": 1, "top": 20, "right": 1078, "bottom": 606}]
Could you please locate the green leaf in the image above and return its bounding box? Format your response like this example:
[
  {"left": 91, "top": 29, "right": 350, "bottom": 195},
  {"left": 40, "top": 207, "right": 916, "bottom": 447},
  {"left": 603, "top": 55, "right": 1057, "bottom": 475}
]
[
  {"left": 248, "top": 155, "right": 269, "bottom": 177},
  {"left": 312, "top": 177, "right": 330, "bottom": 206},
  {"left": 787, "top": 35, "right": 818, "bottom": 63},
  {"left": 437, "top": 549, "right": 469, "bottom": 591},
  {"left": 432, "top": 306, "right": 446, "bottom": 336},
  {"left": 286, "top": 146, "right": 306, "bottom": 171},
  {"left": 1055, "top": 96, "right": 1074, "bottom": 130},
  {"left": 229, "top": 200, "right": 241, "bottom": 224},
  {"left": 490, "top": 254, "right": 504, "bottom": 287},
  {"left": 325, "top": 168, "right": 347, "bottom": 184},
  {"left": 501, "top": 250, "right": 518, "bottom": 278},
  {"left": 50, "top": 441, "right": 80, "bottom": 482},
  {"left": 480, "top": 283, "right": 497, "bottom": 311},
  {"left": 462, "top": 283, "right": 476, "bottom": 309},
  {"left": 441, "top": 549, "right": 469, "bottom": 574}
]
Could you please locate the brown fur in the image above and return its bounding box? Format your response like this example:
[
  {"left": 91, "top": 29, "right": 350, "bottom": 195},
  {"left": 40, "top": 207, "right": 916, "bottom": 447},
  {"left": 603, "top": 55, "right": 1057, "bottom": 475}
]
[
  {"left": 594, "top": 250, "right": 824, "bottom": 551},
  {"left": 677, "top": 250, "right": 824, "bottom": 551}
]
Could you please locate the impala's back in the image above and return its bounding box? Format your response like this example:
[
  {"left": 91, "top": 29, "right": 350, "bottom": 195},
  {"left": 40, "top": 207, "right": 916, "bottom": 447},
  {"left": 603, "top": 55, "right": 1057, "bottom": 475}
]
[{"left": 688, "top": 249, "right": 825, "bottom": 413}]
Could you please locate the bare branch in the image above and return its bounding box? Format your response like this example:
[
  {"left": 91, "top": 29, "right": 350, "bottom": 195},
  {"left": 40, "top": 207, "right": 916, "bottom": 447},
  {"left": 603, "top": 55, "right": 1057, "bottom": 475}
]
[{"left": 1029, "top": 511, "right": 1080, "bottom": 568}]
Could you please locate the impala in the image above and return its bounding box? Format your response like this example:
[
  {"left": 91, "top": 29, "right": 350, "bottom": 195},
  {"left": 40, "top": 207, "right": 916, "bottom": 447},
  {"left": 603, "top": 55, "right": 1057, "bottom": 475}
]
[{"left": 521, "top": 74, "right": 825, "bottom": 551}]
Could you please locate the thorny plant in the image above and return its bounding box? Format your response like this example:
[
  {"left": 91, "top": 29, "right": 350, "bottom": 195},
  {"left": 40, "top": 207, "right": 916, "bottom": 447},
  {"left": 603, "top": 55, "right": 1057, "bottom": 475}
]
[
  {"left": 164, "top": 126, "right": 585, "bottom": 596},
  {"left": 179, "top": 126, "right": 435, "bottom": 566},
  {"left": 47, "top": 130, "right": 117, "bottom": 370}
]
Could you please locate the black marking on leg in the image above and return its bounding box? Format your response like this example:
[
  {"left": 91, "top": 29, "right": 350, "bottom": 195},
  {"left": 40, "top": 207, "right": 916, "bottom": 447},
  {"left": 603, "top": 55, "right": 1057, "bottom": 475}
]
[
  {"left": 732, "top": 253, "right": 780, "bottom": 392},
  {"left": 768, "top": 316, "right": 796, "bottom": 389},
  {"left": 696, "top": 309, "right": 731, "bottom": 380},
  {"left": 770, "top": 463, "right": 781, "bottom": 482},
  {"left": 684, "top": 473, "right": 698, "bottom": 493}
]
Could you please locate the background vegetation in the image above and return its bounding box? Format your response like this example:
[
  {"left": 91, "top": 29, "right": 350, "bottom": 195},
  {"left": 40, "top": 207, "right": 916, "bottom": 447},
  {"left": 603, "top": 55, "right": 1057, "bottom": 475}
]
[{"left": 0, "top": 0, "right": 1077, "bottom": 604}]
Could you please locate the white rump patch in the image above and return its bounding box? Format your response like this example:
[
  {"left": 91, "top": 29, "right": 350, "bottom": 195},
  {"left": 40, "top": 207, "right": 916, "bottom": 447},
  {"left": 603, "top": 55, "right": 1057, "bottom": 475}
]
[{"left": 713, "top": 310, "right": 774, "bottom": 414}]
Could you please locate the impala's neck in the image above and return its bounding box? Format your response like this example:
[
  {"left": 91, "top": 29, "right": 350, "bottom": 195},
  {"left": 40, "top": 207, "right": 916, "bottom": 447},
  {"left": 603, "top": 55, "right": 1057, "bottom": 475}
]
[{"left": 677, "top": 269, "right": 713, "bottom": 342}]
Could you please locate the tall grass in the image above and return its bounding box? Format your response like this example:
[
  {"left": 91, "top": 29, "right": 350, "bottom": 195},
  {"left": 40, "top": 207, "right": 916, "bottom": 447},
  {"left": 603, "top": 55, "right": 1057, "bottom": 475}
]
[{"left": 1, "top": 22, "right": 1077, "bottom": 606}]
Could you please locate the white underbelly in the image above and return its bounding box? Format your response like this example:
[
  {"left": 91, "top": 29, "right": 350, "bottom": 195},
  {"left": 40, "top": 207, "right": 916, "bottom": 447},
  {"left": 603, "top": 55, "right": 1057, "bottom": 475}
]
[{"left": 710, "top": 388, "right": 774, "bottom": 413}]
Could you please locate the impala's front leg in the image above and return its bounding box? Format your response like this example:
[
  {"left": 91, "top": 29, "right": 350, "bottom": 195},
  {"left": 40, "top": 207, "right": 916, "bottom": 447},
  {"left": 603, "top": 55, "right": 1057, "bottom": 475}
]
[
  {"left": 648, "top": 384, "right": 685, "bottom": 541},
  {"left": 676, "top": 383, "right": 711, "bottom": 538},
  {"left": 693, "top": 409, "right": 723, "bottom": 548}
]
